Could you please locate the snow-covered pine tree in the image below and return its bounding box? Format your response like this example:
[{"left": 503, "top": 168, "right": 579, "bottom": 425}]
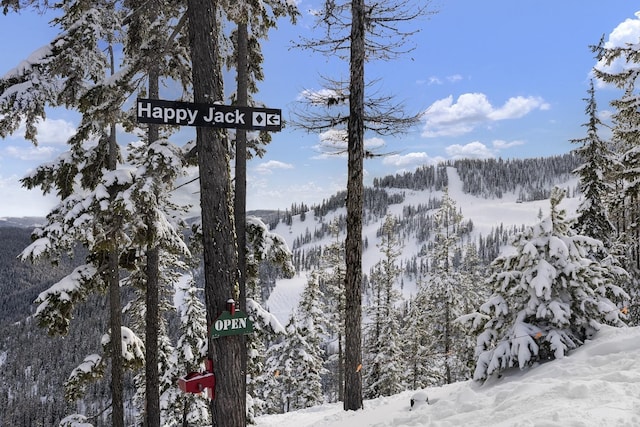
[
  {"left": 472, "top": 187, "right": 628, "bottom": 381},
  {"left": 570, "top": 79, "right": 616, "bottom": 246},
  {"left": 244, "top": 216, "right": 292, "bottom": 420},
  {"left": 363, "top": 215, "right": 404, "bottom": 398},
  {"left": 456, "top": 243, "right": 489, "bottom": 373},
  {"left": 64, "top": 326, "right": 145, "bottom": 399},
  {"left": 167, "top": 277, "right": 211, "bottom": 426},
  {"left": 317, "top": 220, "right": 346, "bottom": 402},
  {"left": 402, "top": 276, "right": 438, "bottom": 390},
  {"left": 593, "top": 38, "right": 640, "bottom": 324},
  {"left": 7, "top": 2, "right": 141, "bottom": 424},
  {"left": 416, "top": 188, "right": 476, "bottom": 385},
  {"left": 263, "top": 310, "right": 324, "bottom": 413},
  {"left": 123, "top": 1, "right": 192, "bottom": 423},
  {"left": 6, "top": 0, "right": 194, "bottom": 423},
  {"left": 125, "top": 253, "right": 194, "bottom": 426}
]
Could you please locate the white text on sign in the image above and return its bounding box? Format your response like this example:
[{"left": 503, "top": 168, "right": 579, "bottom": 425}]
[{"left": 136, "top": 98, "right": 281, "bottom": 131}]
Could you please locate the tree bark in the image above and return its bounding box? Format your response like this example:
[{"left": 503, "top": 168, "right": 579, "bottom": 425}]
[
  {"left": 234, "top": 20, "right": 249, "bottom": 413},
  {"left": 144, "top": 54, "right": 161, "bottom": 427},
  {"left": 107, "top": 44, "right": 125, "bottom": 427},
  {"left": 343, "top": 0, "right": 365, "bottom": 412},
  {"left": 108, "top": 248, "right": 124, "bottom": 427},
  {"left": 186, "top": 0, "right": 244, "bottom": 425}
]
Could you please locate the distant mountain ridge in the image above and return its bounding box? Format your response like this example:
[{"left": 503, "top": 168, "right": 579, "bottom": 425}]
[{"left": 0, "top": 217, "right": 45, "bottom": 229}]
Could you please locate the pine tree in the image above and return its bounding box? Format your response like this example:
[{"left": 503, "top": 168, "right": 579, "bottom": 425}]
[
  {"left": 226, "top": 4, "right": 298, "bottom": 419},
  {"left": 472, "top": 187, "right": 628, "bottom": 381},
  {"left": 363, "top": 215, "right": 403, "bottom": 398},
  {"left": 417, "top": 188, "right": 475, "bottom": 384},
  {"left": 9, "top": 3, "right": 136, "bottom": 423},
  {"left": 570, "top": 79, "right": 616, "bottom": 246},
  {"left": 402, "top": 277, "right": 438, "bottom": 390},
  {"left": 169, "top": 278, "right": 211, "bottom": 426},
  {"left": 263, "top": 311, "right": 324, "bottom": 413},
  {"left": 293, "top": 0, "right": 433, "bottom": 409},
  {"left": 1, "top": 0, "right": 196, "bottom": 424},
  {"left": 244, "top": 216, "right": 292, "bottom": 420},
  {"left": 594, "top": 38, "right": 640, "bottom": 323},
  {"left": 317, "top": 221, "right": 346, "bottom": 402}
]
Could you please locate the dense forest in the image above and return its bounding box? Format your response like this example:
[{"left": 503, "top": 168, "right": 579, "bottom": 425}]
[
  {"left": 3, "top": 0, "right": 638, "bottom": 421},
  {"left": 1, "top": 155, "right": 582, "bottom": 425}
]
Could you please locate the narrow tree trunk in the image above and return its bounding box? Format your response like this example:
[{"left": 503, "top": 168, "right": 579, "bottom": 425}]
[
  {"left": 444, "top": 298, "right": 451, "bottom": 384},
  {"left": 186, "top": 1, "right": 244, "bottom": 425},
  {"left": 107, "top": 44, "right": 125, "bottom": 427},
  {"left": 108, "top": 248, "right": 124, "bottom": 427},
  {"left": 234, "top": 20, "right": 249, "bottom": 413},
  {"left": 344, "top": 0, "right": 365, "bottom": 411},
  {"left": 145, "top": 54, "right": 161, "bottom": 427},
  {"left": 145, "top": 246, "right": 160, "bottom": 425},
  {"left": 338, "top": 331, "right": 344, "bottom": 402}
]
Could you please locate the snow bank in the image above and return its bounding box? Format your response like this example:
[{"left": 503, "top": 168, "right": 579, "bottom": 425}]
[{"left": 255, "top": 325, "right": 640, "bottom": 426}]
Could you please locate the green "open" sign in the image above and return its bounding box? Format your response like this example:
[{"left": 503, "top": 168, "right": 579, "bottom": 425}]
[{"left": 211, "top": 310, "right": 254, "bottom": 339}]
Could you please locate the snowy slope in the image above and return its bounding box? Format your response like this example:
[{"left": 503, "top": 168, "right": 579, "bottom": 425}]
[
  {"left": 265, "top": 166, "right": 580, "bottom": 322},
  {"left": 255, "top": 325, "right": 640, "bottom": 426},
  {"left": 256, "top": 165, "right": 635, "bottom": 427}
]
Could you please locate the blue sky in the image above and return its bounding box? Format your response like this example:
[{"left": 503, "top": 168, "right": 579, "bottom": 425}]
[{"left": 0, "top": 1, "right": 639, "bottom": 217}]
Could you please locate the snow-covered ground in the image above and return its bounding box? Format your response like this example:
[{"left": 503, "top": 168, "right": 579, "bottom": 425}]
[
  {"left": 265, "top": 167, "right": 580, "bottom": 326},
  {"left": 255, "top": 325, "right": 640, "bottom": 426},
  {"left": 258, "top": 167, "right": 616, "bottom": 426}
]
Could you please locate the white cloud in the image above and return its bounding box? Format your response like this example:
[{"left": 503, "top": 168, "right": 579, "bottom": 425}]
[
  {"left": 419, "top": 74, "right": 463, "bottom": 86},
  {"left": 312, "top": 133, "right": 387, "bottom": 159},
  {"left": 421, "top": 93, "right": 549, "bottom": 138},
  {"left": 365, "top": 136, "right": 386, "bottom": 151},
  {"left": 7, "top": 117, "right": 76, "bottom": 145},
  {"left": 0, "top": 174, "right": 58, "bottom": 217},
  {"left": 492, "top": 139, "right": 525, "bottom": 149},
  {"left": 247, "top": 177, "right": 345, "bottom": 212},
  {"left": 595, "top": 12, "right": 640, "bottom": 80},
  {"left": 253, "top": 160, "right": 294, "bottom": 175},
  {"left": 382, "top": 152, "right": 435, "bottom": 167},
  {"left": 4, "top": 144, "right": 57, "bottom": 161},
  {"left": 2, "top": 117, "right": 76, "bottom": 162},
  {"left": 487, "top": 96, "right": 550, "bottom": 120},
  {"left": 319, "top": 128, "right": 347, "bottom": 145},
  {"left": 445, "top": 141, "right": 495, "bottom": 159}
]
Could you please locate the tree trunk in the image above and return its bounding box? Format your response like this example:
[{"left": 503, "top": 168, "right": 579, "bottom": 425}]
[
  {"left": 338, "top": 331, "right": 344, "bottom": 402},
  {"left": 107, "top": 44, "right": 125, "bottom": 427},
  {"left": 145, "top": 55, "right": 161, "bottom": 427},
  {"left": 186, "top": 1, "right": 244, "bottom": 425},
  {"left": 108, "top": 248, "right": 124, "bottom": 427},
  {"left": 145, "top": 246, "right": 160, "bottom": 425},
  {"left": 343, "top": 0, "right": 365, "bottom": 411},
  {"left": 234, "top": 20, "right": 249, "bottom": 412}
]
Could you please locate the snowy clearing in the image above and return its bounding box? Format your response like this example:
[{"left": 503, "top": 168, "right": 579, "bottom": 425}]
[{"left": 255, "top": 325, "right": 640, "bottom": 426}]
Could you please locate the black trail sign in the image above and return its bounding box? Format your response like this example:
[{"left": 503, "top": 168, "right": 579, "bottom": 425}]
[{"left": 136, "top": 98, "right": 282, "bottom": 131}]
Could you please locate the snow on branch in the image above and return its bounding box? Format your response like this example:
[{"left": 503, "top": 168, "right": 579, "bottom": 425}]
[
  {"left": 100, "top": 326, "right": 145, "bottom": 370},
  {"left": 33, "top": 264, "right": 98, "bottom": 336},
  {"left": 64, "top": 353, "right": 105, "bottom": 402},
  {"left": 247, "top": 298, "right": 286, "bottom": 335}
]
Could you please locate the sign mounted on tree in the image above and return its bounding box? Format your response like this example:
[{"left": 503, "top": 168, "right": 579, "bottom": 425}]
[
  {"left": 136, "top": 98, "right": 282, "bottom": 131},
  {"left": 211, "top": 299, "right": 254, "bottom": 339}
]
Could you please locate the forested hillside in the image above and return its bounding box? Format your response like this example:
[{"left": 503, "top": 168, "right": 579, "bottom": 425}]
[
  {"left": 0, "top": 155, "right": 596, "bottom": 425},
  {"left": 0, "top": 228, "right": 134, "bottom": 426},
  {"left": 373, "top": 153, "right": 580, "bottom": 200}
]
